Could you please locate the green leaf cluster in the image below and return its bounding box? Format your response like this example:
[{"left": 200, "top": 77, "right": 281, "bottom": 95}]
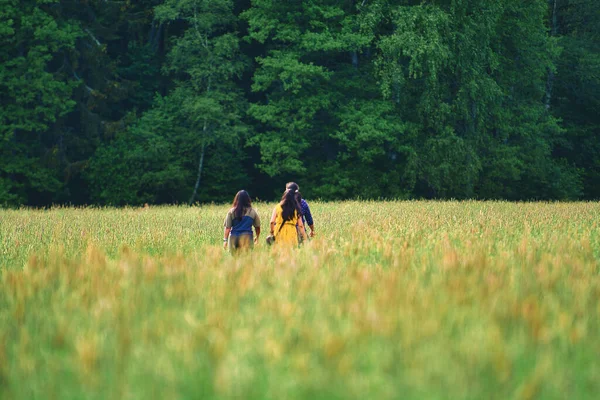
[{"left": 0, "top": 0, "right": 598, "bottom": 205}]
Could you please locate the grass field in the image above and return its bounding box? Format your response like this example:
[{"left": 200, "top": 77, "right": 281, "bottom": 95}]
[{"left": 1, "top": 201, "right": 600, "bottom": 399}]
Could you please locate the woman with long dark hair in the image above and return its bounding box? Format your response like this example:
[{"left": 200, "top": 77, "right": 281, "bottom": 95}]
[
  {"left": 269, "top": 188, "right": 307, "bottom": 246},
  {"left": 223, "top": 190, "right": 261, "bottom": 253},
  {"left": 286, "top": 182, "right": 315, "bottom": 240}
]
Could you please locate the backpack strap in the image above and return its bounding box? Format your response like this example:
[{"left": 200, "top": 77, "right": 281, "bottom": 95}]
[{"left": 275, "top": 219, "right": 286, "bottom": 236}]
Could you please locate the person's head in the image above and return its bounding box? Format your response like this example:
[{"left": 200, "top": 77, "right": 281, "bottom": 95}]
[
  {"left": 279, "top": 188, "right": 300, "bottom": 221},
  {"left": 286, "top": 181, "right": 303, "bottom": 202},
  {"left": 286, "top": 182, "right": 299, "bottom": 192},
  {"left": 232, "top": 190, "right": 251, "bottom": 220}
]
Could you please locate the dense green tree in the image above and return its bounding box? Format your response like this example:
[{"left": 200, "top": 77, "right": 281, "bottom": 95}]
[
  {"left": 156, "top": 0, "right": 248, "bottom": 204},
  {"left": 243, "top": 0, "right": 583, "bottom": 200},
  {"left": 56, "top": 0, "right": 166, "bottom": 204},
  {"left": 86, "top": 0, "right": 249, "bottom": 205},
  {"left": 0, "top": 0, "right": 597, "bottom": 205},
  {"left": 0, "top": 0, "right": 166, "bottom": 205},
  {"left": 0, "top": 0, "right": 80, "bottom": 204},
  {"left": 242, "top": 0, "right": 417, "bottom": 199},
  {"left": 552, "top": 0, "right": 600, "bottom": 199},
  {"left": 375, "top": 0, "right": 582, "bottom": 199}
]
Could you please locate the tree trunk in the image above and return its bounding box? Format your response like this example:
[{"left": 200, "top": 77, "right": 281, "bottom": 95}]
[
  {"left": 188, "top": 141, "right": 206, "bottom": 205},
  {"left": 153, "top": 23, "right": 163, "bottom": 52},
  {"left": 8, "top": 130, "right": 17, "bottom": 185},
  {"left": 148, "top": 21, "right": 156, "bottom": 45},
  {"left": 148, "top": 22, "right": 163, "bottom": 53},
  {"left": 545, "top": 0, "right": 559, "bottom": 109},
  {"left": 351, "top": 51, "right": 358, "bottom": 68},
  {"left": 188, "top": 8, "right": 211, "bottom": 206}
]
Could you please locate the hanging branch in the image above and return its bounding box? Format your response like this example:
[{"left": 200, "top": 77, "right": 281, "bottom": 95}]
[{"left": 85, "top": 28, "right": 102, "bottom": 47}]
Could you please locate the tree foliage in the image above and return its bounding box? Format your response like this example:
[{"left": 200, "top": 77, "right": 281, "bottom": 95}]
[{"left": 0, "top": 0, "right": 597, "bottom": 205}]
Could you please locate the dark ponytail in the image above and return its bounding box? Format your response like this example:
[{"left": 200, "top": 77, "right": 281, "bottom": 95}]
[
  {"left": 279, "top": 189, "right": 299, "bottom": 221},
  {"left": 232, "top": 190, "right": 251, "bottom": 220},
  {"left": 286, "top": 182, "right": 303, "bottom": 216}
]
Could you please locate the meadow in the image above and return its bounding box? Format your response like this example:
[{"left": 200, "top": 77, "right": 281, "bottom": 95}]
[{"left": 1, "top": 201, "right": 599, "bottom": 399}]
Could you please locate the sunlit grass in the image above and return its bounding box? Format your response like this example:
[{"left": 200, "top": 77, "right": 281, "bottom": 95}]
[{"left": 1, "top": 201, "right": 599, "bottom": 399}]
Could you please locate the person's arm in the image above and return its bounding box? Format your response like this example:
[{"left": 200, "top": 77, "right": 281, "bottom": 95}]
[
  {"left": 297, "top": 216, "right": 308, "bottom": 241},
  {"left": 302, "top": 200, "right": 315, "bottom": 237},
  {"left": 223, "top": 227, "right": 231, "bottom": 249},
  {"left": 252, "top": 209, "right": 261, "bottom": 243},
  {"left": 223, "top": 211, "right": 232, "bottom": 249},
  {"left": 270, "top": 207, "right": 277, "bottom": 235},
  {"left": 254, "top": 226, "right": 261, "bottom": 243}
]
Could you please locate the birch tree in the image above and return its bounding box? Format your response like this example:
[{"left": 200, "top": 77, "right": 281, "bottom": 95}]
[{"left": 155, "top": 0, "right": 247, "bottom": 204}]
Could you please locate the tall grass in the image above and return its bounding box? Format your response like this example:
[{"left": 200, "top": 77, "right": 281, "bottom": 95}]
[{"left": 1, "top": 201, "right": 599, "bottom": 399}]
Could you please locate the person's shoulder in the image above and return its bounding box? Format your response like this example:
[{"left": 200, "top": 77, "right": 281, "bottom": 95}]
[
  {"left": 301, "top": 199, "right": 309, "bottom": 206},
  {"left": 248, "top": 207, "right": 259, "bottom": 217}
]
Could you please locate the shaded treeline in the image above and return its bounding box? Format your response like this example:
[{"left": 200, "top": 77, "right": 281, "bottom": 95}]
[{"left": 1, "top": 0, "right": 598, "bottom": 205}]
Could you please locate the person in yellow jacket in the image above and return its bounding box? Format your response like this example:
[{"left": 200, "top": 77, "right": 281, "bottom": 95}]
[{"left": 269, "top": 188, "right": 308, "bottom": 246}]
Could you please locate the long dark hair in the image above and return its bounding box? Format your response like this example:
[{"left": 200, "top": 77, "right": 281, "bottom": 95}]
[
  {"left": 232, "top": 190, "right": 251, "bottom": 220},
  {"left": 286, "top": 182, "right": 303, "bottom": 216},
  {"left": 279, "top": 189, "right": 300, "bottom": 221}
]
